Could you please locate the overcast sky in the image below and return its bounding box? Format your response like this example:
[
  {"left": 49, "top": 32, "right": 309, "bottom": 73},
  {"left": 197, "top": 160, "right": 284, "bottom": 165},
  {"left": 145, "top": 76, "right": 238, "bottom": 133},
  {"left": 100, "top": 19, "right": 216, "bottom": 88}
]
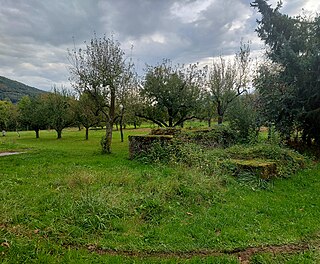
[{"left": 0, "top": 0, "right": 319, "bottom": 91}]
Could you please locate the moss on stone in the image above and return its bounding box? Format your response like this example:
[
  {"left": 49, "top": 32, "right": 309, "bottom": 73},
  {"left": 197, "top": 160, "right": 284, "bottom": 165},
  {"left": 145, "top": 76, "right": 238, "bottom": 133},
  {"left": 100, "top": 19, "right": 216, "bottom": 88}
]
[{"left": 230, "top": 159, "right": 277, "bottom": 179}]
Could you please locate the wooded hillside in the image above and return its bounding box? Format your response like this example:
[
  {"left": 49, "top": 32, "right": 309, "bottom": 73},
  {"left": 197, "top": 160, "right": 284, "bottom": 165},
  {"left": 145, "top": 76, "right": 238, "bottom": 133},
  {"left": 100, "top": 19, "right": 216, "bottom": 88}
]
[{"left": 0, "top": 76, "right": 46, "bottom": 103}]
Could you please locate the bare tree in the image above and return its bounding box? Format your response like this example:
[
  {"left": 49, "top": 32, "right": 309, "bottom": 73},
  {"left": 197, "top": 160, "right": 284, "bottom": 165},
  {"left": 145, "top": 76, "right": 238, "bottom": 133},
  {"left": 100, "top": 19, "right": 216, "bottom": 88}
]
[
  {"left": 115, "top": 61, "right": 138, "bottom": 142},
  {"left": 68, "top": 34, "right": 135, "bottom": 153},
  {"left": 207, "top": 42, "right": 251, "bottom": 124}
]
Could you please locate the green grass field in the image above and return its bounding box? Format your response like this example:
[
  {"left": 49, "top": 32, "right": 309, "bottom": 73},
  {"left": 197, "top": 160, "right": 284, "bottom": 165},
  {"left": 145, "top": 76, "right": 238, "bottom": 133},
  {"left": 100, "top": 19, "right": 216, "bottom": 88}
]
[{"left": 1, "top": 128, "right": 319, "bottom": 263}]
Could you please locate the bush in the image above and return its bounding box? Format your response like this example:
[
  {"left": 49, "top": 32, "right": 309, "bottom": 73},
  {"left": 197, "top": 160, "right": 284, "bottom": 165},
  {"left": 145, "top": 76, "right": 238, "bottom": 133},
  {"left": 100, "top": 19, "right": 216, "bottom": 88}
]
[
  {"left": 137, "top": 139, "right": 307, "bottom": 182},
  {"left": 177, "top": 125, "right": 237, "bottom": 148},
  {"left": 227, "top": 95, "right": 261, "bottom": 143},
  {"left": 128, "top": 135, "right": 173, "bottom": 160},
  {"left": 150, "top": 127, "right": 182, "bottom": 136}
]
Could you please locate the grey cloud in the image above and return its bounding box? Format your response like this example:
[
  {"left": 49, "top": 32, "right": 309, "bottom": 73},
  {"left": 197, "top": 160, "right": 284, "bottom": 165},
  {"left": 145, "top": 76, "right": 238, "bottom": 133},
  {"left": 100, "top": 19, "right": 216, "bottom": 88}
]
[
  {"left": 98, "top": 0, "right": 176, "bottom": 39},
  {"left": 0, "top": 0, "right": 313, "bottom": 91},
  {"left": 129, "top": 0, "right": 256, "bottom": 66},
  {"left": 0, "top": 0, "right": 103, "bottom": 46}
]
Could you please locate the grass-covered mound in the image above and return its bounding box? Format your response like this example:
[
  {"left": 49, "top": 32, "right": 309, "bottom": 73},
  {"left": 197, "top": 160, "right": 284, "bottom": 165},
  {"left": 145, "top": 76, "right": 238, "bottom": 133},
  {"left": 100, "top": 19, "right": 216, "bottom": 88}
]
[{"left": 138, "top": 127, "right": 308, "bottom": 185}]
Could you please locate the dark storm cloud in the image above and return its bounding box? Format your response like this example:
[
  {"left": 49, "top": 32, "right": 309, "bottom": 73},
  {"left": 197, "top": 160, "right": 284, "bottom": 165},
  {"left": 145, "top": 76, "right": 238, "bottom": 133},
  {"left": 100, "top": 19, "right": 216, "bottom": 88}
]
[{"left": 0, "top": 0, "right": 316, "bottom": 91}]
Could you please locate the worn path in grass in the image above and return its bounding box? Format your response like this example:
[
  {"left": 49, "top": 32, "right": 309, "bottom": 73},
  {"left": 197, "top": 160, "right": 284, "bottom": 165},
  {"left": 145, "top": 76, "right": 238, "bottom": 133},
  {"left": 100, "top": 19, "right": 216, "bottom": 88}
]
[{"left": 66, "top": 240, "right": 319, "bottom": 263}]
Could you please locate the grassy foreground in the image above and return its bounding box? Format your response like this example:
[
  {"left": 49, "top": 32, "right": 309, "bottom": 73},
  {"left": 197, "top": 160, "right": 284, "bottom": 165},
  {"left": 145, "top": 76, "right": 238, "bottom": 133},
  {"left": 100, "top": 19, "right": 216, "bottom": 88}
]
[{"left": 0, "top": 128, "right": 319, "bottom": 263}]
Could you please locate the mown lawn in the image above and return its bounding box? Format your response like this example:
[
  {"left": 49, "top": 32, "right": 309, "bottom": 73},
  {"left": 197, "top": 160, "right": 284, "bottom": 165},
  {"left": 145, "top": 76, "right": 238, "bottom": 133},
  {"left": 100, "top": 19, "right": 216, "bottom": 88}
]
[{"left": 0, "top": 128, "right": 319, "bottom": 263}]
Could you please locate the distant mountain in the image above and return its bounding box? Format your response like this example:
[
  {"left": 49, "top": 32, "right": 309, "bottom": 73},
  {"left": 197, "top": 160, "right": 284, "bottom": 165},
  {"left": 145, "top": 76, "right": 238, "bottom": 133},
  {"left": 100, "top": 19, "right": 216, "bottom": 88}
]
[{"left": 0, "top": 76, "right": 46, "bottom": 103}]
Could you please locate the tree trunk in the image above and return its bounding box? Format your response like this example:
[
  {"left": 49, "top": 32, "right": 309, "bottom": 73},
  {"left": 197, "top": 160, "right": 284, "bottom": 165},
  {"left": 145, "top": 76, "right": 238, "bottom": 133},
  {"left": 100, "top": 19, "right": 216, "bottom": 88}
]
[
  {"left": 101, "top": 89, "right": 116, "bottom": 154},
  {"left": 57, "top": 129, "right": 62, "bottom": 139},
  {"left": 120, "top": 116, "right": 124, "bottom": 143},
  {"left": 35, "top": 129, "right": 40, "bottom": 139},
  {"left": 85, "top": 127, "right": 89, "bottom": 140},
  {"left": 102, "top": 121, "right": 113, "bottom": 154},
  {"left": 169, "top": 117, "right": 173, "bottom": 127},
  {"left": 168, "top": 108, "right": 174, "bottom": 127},
  {"left": 120, "top": 123, "right": 124, "bottom": 142},
  {"left": 208, "top": 118, "right": 211, "bottom": 127},
  {"left": 217, "top": 101, "right": 223, "bottom": 124}
]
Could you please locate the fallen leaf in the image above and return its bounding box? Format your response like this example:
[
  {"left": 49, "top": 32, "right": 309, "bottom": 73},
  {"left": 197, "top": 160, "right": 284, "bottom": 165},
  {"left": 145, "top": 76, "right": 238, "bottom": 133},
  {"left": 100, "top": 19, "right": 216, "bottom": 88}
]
[{"left": 1, "top": 242, "right": 10, "bottom": 248}]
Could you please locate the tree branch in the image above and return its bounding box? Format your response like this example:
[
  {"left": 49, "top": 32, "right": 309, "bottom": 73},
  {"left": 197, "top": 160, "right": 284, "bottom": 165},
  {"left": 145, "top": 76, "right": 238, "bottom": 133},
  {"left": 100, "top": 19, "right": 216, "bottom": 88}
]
[{"left": 135, "top": 113, "right": 167, "bottom": 127}]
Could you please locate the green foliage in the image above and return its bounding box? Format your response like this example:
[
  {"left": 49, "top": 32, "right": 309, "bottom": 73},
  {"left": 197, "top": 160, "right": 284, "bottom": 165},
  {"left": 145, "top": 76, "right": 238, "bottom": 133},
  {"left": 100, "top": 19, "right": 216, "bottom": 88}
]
[
  {"left": 235, "top": 170, "right": 272, "bottom": 190},
  {"left": 150, "top": 127, "right": 182, "bottom": 136},
  {"left": 138, "top": 134, "right": 307, "bottom": 186},
  {"left": 197, "top": 90, "right": 217, "bottom": 127},
  {"left": 252, "top": 1, "right": 320, "bottom": 144},
  {"left": 251, "top": 250, "right": 320, "bottom": 264},
  {"left": 18, "top": 95, "right": 48, "bottom": 137},
  {"left": 137, "top": 59, "right": 203, "bottom": 127},
  {"left": 42, "top": 87, "right": 75, "bottom": 139},
  {"left": 0, "top": 100, "right": 18, "bottom": 131},
  {"left": 74, "top": 92, "right": 102, "bottom": 140},
  {"left": 228, "top": 94, "right": 261, "bottom": 143},
  {"left": 135, "top": 126, "right": 237, "bottom": 167},
  {"left": 179, "top": 125, "right": 237, "bottom": 148},
  {"left": 129, "top": 135, "right": 174, "bottom": 162}
]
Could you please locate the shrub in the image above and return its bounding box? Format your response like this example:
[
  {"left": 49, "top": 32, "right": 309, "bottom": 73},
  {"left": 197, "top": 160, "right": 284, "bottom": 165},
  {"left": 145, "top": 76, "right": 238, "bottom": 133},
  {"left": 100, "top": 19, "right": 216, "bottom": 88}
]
[
  {"left": 150, "top": 127, "right": 182, "bottom": 136},
  {"left": 177, "top": 125, "right": 237, "bottom": 148},
  {"left": 128, "top": 135, "right": 173, "bottom": 160},
  {"left": 227, "top": 95, "right": 261, "bottom": 143}
]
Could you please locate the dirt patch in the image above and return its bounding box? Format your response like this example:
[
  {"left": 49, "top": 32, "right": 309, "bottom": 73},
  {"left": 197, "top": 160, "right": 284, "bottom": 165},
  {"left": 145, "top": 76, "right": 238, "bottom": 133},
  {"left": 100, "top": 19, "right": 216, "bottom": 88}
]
[
  {"left": 232, "top": 243, "right": 314, "bottom": 263},
  {"left": 0, "top": 152, "right": 25, "bottom": 157},
  {"left": 81, "top": 241, "right": 318, "bottom": 263}
]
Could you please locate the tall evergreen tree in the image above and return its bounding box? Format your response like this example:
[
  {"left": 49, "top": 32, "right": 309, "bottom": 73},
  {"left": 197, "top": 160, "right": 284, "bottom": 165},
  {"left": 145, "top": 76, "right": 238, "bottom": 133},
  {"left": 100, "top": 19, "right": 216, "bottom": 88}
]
[{"left": 252, "top": 0, "right": 320, "bottom": 144}]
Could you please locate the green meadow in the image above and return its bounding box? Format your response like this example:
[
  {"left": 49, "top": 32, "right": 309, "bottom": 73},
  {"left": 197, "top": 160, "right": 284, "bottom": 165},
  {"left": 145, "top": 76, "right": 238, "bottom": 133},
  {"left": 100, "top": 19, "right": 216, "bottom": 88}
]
[{"left": 1, "top": 128, "right": 319, "bottom": 263}]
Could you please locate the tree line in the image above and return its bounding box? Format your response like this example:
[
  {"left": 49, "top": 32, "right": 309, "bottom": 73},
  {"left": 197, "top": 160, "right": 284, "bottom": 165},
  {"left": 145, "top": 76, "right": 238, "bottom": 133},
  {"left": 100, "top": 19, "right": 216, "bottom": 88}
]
[{"left": 2, "top": 0, "right": 319, "bottom": 153}]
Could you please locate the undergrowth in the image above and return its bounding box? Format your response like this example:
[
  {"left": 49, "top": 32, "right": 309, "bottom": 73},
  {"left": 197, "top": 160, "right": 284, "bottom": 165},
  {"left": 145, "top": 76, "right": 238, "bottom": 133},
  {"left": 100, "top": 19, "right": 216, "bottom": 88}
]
[{"left": 138, "top": 139, "right": 308, "bottom": 190}]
